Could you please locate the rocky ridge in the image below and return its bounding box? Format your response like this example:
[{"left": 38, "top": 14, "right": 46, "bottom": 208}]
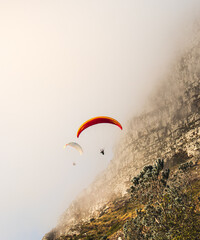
[{"left": 43, "top": 29, "right": 200, "bottom": 240}]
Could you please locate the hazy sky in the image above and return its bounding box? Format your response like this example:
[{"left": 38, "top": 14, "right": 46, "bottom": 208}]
[{"left": 0, "top": 1, "right": 200, "bottom": 240}]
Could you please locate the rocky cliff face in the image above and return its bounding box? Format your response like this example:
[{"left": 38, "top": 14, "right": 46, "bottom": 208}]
[{"left": 43, "top": 29, "right": 200, "bottom": 239}]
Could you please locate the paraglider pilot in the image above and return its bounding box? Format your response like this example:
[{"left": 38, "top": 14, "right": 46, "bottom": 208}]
[{"left": 100, "top": 149, "right": 104, "bottom": 155}]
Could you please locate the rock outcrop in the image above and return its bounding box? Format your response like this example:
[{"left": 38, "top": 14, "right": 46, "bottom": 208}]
[{"left": 43, "top": 28, "right": 200, "bottom": 239}]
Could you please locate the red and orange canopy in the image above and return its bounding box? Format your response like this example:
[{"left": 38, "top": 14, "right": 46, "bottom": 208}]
[{"left": 77, "top": 116, "right": 122, "bottom": 138}]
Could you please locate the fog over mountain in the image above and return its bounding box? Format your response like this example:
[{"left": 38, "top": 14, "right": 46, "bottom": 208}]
[{"left": 0, "top": 1, "right": 200, "bottom": 240}]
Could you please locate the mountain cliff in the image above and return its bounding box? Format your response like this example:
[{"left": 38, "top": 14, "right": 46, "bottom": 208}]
[{"left": 43, "top": 28, "right": 200, "bottom": 240}]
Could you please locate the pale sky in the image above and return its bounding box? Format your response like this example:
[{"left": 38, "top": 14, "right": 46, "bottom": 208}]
[{"left": 0, "top": 1, "right": 200, "bottom": 240}]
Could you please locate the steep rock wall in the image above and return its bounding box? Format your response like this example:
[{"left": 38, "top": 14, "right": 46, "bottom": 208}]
[{"left": 43, "top": 30, "right": 200, "bottom": 239}]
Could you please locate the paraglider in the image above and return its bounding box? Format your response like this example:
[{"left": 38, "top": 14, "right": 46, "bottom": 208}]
[
  {"left": 100, "top": 149, "right": 105, "bottom": 155},
  {"left": 64, "top": 142, "right": 83, "bottom": 155},
  {"left": 77, "top": 116, "right": 122, "bottom": 138}
]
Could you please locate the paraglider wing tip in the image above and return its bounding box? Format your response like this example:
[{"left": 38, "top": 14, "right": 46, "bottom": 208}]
[{"left": 116, "top": 122, "right": 122, "bottom": 130}]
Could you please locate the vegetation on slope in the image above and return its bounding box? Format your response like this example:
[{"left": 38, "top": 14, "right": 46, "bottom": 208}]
[
  {"left": 48, "top": 157, "right": 200, "bottom": 240},
  {"left": 124, "top": 159, "right": 200, "bottom": 240}
]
